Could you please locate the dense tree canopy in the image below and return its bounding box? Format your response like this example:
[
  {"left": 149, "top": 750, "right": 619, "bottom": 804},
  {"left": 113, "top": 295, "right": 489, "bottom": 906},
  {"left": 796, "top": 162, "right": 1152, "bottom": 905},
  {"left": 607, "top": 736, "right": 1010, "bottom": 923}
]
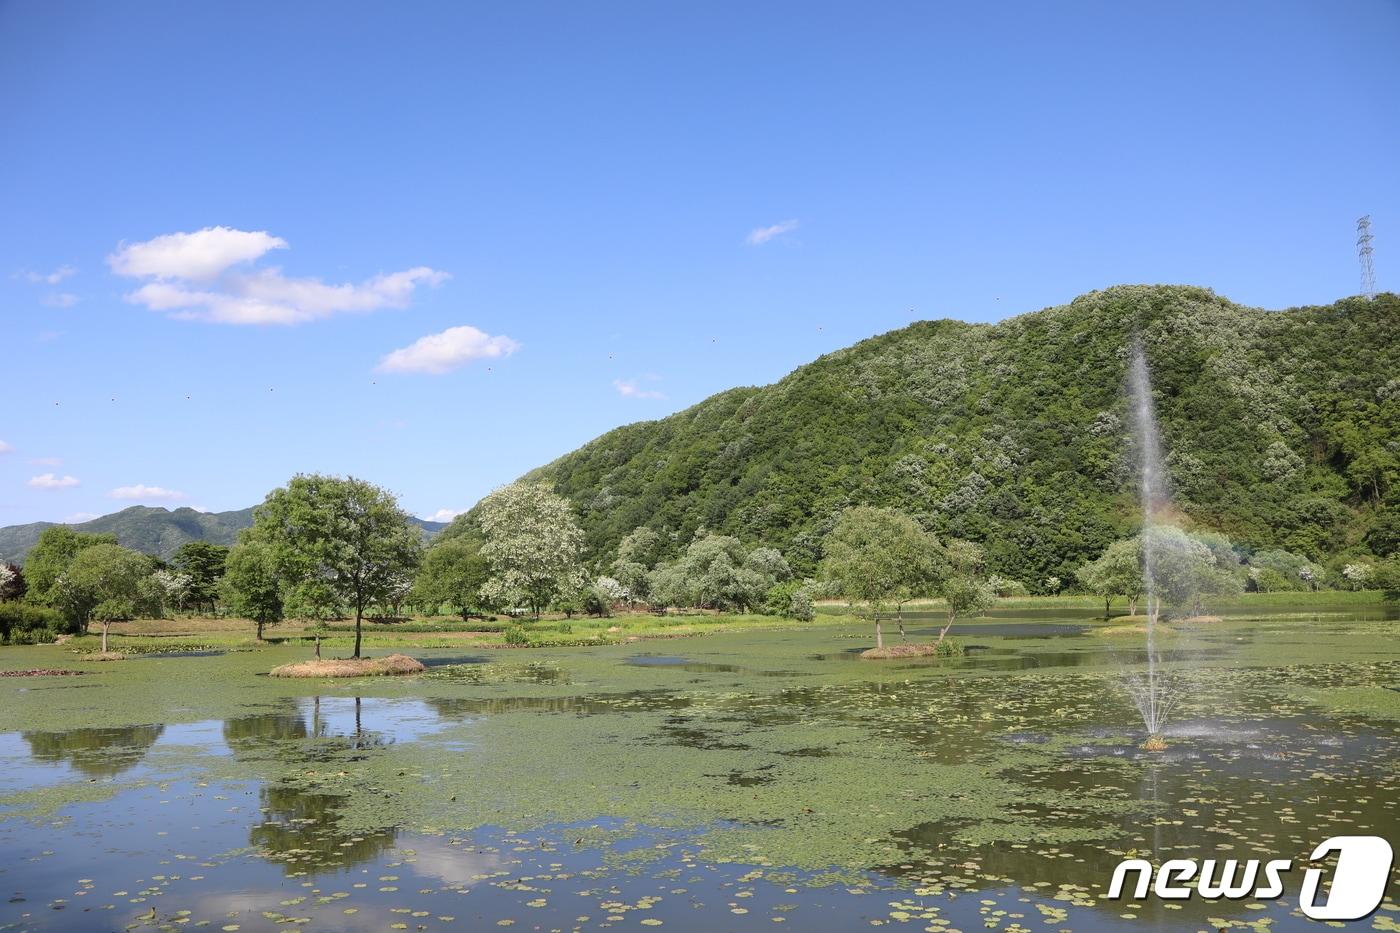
[
  {"left": 474, "top": 287, "right": 1398, "bottom": 590},
  {"left": 246, "top": 474, "right": 421, "bottom": 657},
  {"left": 174, "top": 541, "right": 230, "bottom": 615},
  {"left": 222, "top": 539, "right": 285, "bottom": 639},
  {"left": 23, "top": 527, "right": 118, "bottom": 606},
  {"left": 820, "top": 506, "right": 944, "bottom": 648},
  {"left": 53, "top": 543, "right": 150, "bottom": 651},
  {"left": 476, "top": 482, "right": 586, "bottom": 618},
  {"left": 411, "top": 537, "right": 491, "bottom": 618}
]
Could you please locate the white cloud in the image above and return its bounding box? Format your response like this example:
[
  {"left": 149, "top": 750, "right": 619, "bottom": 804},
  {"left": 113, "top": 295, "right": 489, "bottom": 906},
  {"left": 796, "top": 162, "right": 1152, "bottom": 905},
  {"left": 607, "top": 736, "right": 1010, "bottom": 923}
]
[
  {"left": 0, "top": 440, "right": 12, "bottom": 454},
  {"left": 28, "top": 473, "right": 80, "bottom": 489},
  {"left": 110, "top": 484, "right": 187, "bottom": 501},
  {"left": 746, "top": 219, "right": 799, "bottom": 245},
  {"left": 110, "top": 226, "right": 448, "bottom": 325},
  {"left": 422, "top": 508, "right": 464, "bottom": 523},
  {"left": 44, "top": 292, "right": 79, "bottom": 308},
  {"left": 376, "top": 325, "right": 519, "bottom": 375},
  {"left": 21, "top": 265, "right": 76, "bottom": 285},
  {"left": 64, "top": 512, "right": 99, "bottom": 523},
  {"left": 29, "top": 456, "right": 62, "bottom": 466},
  {"left": 108, "top": 227, "right": 286, "bottom": 280},
  {"left": 613, "top": 377, "right": 666, "bottom": 400}
]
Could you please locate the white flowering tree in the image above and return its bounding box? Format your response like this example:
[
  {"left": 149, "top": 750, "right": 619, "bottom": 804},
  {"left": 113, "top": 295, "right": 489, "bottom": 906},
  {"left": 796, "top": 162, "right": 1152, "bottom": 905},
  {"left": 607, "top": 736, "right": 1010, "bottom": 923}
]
[
  {"left": 1342, "top": 563, "right": 1374, "bottom": 590},
  {"left": 595, "top": 575, "right": 629, "bottom": 604},
  {"left": 477, "top": 482, "right": 586, "bottom": 619},
  {"left": 147, "top": 569, "right": 193, "bottom": 615}
]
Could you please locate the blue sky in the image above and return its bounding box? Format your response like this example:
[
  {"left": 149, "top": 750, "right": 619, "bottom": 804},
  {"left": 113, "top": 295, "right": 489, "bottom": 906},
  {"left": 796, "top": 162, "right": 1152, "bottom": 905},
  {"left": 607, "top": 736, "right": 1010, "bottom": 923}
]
[{"left": 2, "top": 0, "right": 1397, "bottom": 526}]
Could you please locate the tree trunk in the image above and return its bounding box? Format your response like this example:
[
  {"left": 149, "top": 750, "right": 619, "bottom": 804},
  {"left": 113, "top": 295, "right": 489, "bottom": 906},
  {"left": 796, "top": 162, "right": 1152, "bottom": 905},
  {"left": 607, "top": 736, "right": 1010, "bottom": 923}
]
[
  {"left": 896, "top": 606, "right": 907, "bottom": 642},
  {"left": 101, "top": 621, "right": 110, "bottom": 654},
  {"left": 353, "top": 596, "right": 364, "bottom": 659},
  {"left": 937, "top": 609, "right": 955, "bottom": 644},
  {"left": 256, "top": 618, "right": 264, "bottom": 641},
  {"left": 874, "top": 613, "right": 883, "bottom": 650},
  {"left": 1129, "top": 594, "right": 1138, "bottom": 616},
  {"left": 314, "top": 635, "right": 321, "bottom": 659},
  {"left": 1105, "top": 595, "right": 1112, "bottom": 617}
]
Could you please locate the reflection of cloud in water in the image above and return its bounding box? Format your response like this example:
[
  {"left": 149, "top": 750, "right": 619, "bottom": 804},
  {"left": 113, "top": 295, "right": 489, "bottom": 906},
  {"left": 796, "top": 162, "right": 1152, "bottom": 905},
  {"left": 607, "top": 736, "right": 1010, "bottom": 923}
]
[
  {"left": 402, "top": 836, "right": 507, "bottom": 887},
  {"left": 187, "top": 891, "right": 401, "bottom": 933}
]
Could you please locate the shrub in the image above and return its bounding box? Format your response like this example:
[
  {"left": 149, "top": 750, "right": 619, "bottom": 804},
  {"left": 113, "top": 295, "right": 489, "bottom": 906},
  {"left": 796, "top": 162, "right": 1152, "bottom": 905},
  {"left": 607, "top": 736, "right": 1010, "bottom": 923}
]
[
  {"left": 933, "top": 638, "right": 962, "bottom": 657},
  {"left": 763, "top": 580, "right": 816, "bottom": 621},
  {"left": 0, "top": 602, "right": 65, "bottom": 644},
  {"left": 986, "top": 575, "right": 1030, "bottom": 597},
  {"left": 503, "top": 626, "right": 528, "bottom": 646}
]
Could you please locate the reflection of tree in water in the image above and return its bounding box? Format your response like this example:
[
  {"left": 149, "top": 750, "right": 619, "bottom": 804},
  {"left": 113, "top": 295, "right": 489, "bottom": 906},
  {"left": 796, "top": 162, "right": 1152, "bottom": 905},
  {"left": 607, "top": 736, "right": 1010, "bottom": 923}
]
[
  {"left": 249, "top": 784, "right": 395, "bottom": 873},
  {"left": 223, "top": 697, "right": 389, "bottom": 762},
  {"left": 22, "top": 724, "right": 165, "bottom": 778},
  {"left": 222, "top": 698, "right": 395, "bottom": 873}
]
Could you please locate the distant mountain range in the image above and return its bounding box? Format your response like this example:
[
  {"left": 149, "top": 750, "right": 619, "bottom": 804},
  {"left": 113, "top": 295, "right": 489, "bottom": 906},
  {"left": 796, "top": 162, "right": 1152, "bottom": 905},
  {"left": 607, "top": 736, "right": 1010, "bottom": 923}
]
[{"left": 0, "top": 505, "right": 446, "bottom": 565}]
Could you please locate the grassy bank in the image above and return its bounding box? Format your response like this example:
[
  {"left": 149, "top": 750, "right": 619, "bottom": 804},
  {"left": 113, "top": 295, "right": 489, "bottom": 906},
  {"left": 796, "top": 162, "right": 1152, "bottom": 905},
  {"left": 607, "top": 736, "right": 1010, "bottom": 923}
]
[
  {"left": 14, "top": 590, "right": 1385, "bottom": 658},
  {"left": 52, "top": 610, "right": 856, "bottom": 655},
  {"left": 817, "top": 589, "right": 1388, "bottom": 613}
]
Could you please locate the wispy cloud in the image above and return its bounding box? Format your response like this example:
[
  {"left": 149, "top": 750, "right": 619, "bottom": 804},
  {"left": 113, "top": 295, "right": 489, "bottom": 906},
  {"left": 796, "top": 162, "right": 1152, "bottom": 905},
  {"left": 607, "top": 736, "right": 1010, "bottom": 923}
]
[
  {"left": 0, "top": 440, "right": 13, "bottom": 454},
  {"left": 746, "top": 219, "right": 799, "bottom": 246},
  {"left": 64, "top": 512, "right": 99, "bottom": 523},
  {"left": 28, "top": 456, "right": 62, "bottom": 466},
  {"left": 109, "top": 226, "right": 448, "bottom": 325},
  {"left": 422, "top": 508, "right": 464, "bottom": 523},
  {"left": 28, "top": 473, "right": 80, "bottom": 489},
  {"left": 20, "top": 265, "right": 77, "bottom": 285},
  {"left": 613, "top": 376, "right": 666, "bottom": 400},
  {"left": 376, "top": 325, "right": 519, "bottom": 375},
  {"left": 44, "top": 292, "right": 79, "bottom": 308},
  {"left": 110, "top": 484, "right": 186, "bottom": 501}
]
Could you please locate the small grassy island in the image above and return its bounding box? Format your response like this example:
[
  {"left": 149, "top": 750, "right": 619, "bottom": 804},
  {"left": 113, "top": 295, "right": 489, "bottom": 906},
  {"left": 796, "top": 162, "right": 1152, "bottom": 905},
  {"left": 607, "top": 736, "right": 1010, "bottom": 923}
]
[{"left": 269, "top": 652, "right": 425, "bottom": 678}]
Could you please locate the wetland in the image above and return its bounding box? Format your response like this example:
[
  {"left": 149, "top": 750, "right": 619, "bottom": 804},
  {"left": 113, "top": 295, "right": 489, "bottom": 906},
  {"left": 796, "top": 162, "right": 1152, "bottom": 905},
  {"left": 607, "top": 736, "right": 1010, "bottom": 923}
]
[{"left": 0, "top": 599, "right": 1397, "bottom": 932}]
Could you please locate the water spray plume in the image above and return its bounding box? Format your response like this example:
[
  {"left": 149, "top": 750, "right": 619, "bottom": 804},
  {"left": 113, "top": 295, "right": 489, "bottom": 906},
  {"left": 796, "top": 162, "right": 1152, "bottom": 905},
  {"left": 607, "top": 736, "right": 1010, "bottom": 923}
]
[{"left": 1124, "top": 338, "right": 1181, "bottom": 748}]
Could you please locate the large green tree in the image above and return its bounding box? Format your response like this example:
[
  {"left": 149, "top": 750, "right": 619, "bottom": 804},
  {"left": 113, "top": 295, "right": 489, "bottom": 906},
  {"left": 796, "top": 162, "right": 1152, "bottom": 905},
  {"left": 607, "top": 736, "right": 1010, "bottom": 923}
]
[
  {"left": 53, "top": 543, "right": 149, "bottom": 651},
  {"left": 820, "top": 506, "right": 943, "bottom": 649},
  {"left": 477, "top": 482, "right": 585, "bottom": 619},
  {"left": 248, "top": 475, "right": 421, "bottom": 658},
  {"left": 412, "top": 537, "right": 491, "bottom": 619},
  {"left": 647, "top": 533, "right": 787, "bottom": 613},
  {"left": 1076, "top": 536, "right": 1144, "bottom": 615},
  {"left": 222, "top": 539, "right": 285, "bottom": 640},
  {"left": 936, "top": 540, "right": 995, "bottom": 643},
  {"left": 22, "top": 527, "right": 118, "bottom": 606},
  {"left": 174, "top": 541, "right": 230, "bottom": 615}
]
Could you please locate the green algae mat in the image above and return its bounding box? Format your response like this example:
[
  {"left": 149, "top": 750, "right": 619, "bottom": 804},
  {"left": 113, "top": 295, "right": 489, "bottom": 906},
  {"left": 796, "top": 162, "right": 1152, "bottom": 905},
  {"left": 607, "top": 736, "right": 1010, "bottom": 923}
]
[{"left": 0, "top": 604, "right": 1396, "bottom": 931}]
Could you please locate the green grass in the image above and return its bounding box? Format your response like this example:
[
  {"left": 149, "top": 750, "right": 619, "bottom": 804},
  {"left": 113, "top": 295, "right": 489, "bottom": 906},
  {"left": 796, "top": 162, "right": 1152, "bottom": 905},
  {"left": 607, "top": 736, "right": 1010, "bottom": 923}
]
[
  {"left": 817, "top": 589, "right": 1385, "bottom": 613},
  {"left": 53, "top": 590, "right": 1384, "bottom": 656}
]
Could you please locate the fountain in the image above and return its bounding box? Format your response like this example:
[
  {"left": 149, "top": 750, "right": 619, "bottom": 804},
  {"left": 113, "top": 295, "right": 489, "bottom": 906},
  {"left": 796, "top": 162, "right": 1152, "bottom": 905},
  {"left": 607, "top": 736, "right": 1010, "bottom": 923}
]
[{"left": 1124, "top": 339, "right": 1180, "bottom": 751}]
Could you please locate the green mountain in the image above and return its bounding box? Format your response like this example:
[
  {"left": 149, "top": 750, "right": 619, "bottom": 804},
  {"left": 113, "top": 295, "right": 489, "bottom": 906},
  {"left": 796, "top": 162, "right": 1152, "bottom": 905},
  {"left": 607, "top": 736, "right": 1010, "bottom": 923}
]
[
  {"left": 495, "top": 285, "right": 1398, "bottom": 587},
  {"left": 0, "top": 506, "right": 446, "bottom": 565}
]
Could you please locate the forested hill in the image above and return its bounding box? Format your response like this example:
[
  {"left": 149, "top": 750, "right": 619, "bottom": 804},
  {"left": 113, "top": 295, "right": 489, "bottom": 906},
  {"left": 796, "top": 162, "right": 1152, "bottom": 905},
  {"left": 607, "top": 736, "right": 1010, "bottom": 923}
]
[
  {"left": 505, "top": 285, "right": 1399, "bottom": 587},
  {"left": 0, "top": 506, "right": 447, "bottom": 564}
]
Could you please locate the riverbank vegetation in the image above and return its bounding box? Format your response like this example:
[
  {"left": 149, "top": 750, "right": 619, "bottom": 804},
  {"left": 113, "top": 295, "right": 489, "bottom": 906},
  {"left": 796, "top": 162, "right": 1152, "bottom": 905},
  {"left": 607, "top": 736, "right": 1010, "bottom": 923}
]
[{"left": 3, "top": 464, "right": 1396, "bottom": 656}]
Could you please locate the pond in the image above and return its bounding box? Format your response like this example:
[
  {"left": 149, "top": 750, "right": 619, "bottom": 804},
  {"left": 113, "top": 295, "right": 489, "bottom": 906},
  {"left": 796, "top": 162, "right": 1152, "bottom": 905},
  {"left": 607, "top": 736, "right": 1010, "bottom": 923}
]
[{"left": 0, "top": 604, "right": 1396, "bottom": 931}]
